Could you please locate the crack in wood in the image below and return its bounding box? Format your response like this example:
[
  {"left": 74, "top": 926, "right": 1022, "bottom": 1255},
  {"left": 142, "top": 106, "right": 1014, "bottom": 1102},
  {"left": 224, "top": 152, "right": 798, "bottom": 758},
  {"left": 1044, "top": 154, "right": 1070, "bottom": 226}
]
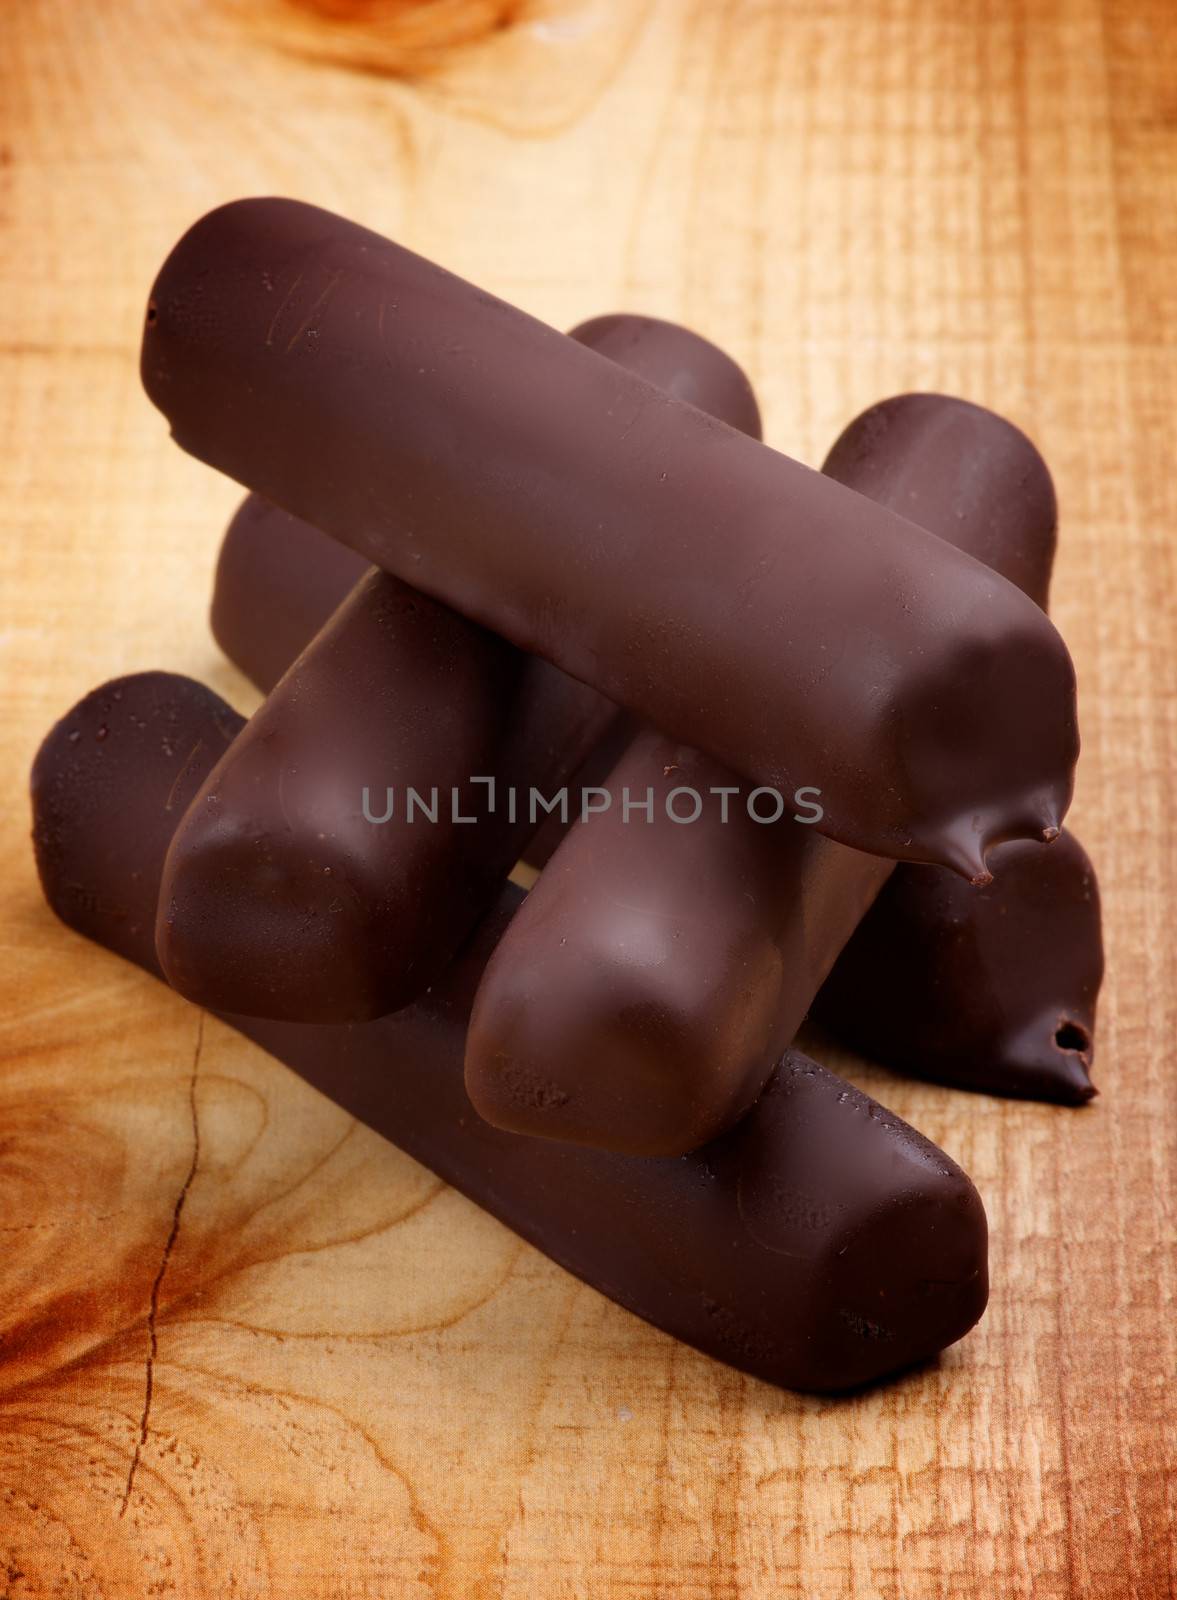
[{"left": 117, "top": 1012, "right": 204, "bottom": 1519}]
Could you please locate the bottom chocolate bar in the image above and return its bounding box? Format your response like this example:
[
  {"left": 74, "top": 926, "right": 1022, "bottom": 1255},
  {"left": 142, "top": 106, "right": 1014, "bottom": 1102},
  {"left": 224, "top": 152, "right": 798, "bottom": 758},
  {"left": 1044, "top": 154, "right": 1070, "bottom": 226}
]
[{"left": 31, "top": 671, "right": 989, "bottom": 1393}]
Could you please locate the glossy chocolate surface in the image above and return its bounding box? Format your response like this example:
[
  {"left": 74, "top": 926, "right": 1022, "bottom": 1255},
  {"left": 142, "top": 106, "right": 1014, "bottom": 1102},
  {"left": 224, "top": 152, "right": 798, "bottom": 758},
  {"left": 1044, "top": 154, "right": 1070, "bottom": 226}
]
[
  {"left": 161, "top": 314, "right": 759, "bottom": 1022},
  {"left": 466, "top": 395, "right": 1067, "bottom": 1154},
  {"left": 212, "top": 494, "right": 635, "bottom": 873},
  {"left": 207, "top": 397, "right": 1100, "bottom": 1111},
  {"left": 468, "top": 735, "right": 889, "bottom": 1154},
  {"left": 31, "top": 671, "right": 989, "bottom": 1394},
  {"left": 142, "top": 198, "right": 1078, "bottom": 875}
]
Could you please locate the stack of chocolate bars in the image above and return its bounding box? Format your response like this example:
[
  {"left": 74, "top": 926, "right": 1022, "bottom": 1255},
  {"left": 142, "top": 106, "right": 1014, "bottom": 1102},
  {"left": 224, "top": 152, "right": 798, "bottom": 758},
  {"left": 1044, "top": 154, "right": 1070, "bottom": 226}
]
[{"left": 31, "top": 200, "right": 1103, "bottom": 1394}]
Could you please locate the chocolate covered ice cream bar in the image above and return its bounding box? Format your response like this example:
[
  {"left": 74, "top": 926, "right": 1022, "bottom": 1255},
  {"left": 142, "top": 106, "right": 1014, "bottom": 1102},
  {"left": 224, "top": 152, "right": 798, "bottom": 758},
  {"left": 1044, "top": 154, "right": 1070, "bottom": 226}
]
[
  {"left": 142, "top": 198, "right": 1078, "bottom": 877},
  {"left": 31, "top": 671, "right": 989, "bottom": 1394}
]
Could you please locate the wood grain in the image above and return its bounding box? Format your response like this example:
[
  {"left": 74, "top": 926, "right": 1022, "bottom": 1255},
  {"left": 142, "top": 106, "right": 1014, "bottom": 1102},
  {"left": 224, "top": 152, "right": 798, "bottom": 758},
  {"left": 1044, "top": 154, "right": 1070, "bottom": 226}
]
[{"left": 1, "top": 0, "right": 1174, "bottom": 1594}]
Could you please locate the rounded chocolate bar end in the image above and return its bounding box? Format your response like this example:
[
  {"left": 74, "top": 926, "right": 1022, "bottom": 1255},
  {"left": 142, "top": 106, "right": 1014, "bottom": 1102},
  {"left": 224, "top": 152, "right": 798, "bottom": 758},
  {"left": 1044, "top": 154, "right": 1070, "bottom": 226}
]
[
  {"left": 568, "top": 313, "right": 762, "bottom": 442},
  {"left": 711, "top": 1054, "right": 990, "bottom": 1390},
  {"left": 31, "top": 672, "right": 244, "bottom": 973},
  {"left": 158, "top": 568, "right": 523, "bottom": 1022},
  {"left": 465, "top": 893, "right": 784, "bottom": 1156}
]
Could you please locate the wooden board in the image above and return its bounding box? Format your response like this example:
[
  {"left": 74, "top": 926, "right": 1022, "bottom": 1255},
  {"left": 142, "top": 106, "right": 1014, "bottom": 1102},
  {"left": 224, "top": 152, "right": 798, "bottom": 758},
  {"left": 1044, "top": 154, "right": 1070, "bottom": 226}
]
[{"left": 1, "top": 1, "right": 1174, "bottom": 1594}]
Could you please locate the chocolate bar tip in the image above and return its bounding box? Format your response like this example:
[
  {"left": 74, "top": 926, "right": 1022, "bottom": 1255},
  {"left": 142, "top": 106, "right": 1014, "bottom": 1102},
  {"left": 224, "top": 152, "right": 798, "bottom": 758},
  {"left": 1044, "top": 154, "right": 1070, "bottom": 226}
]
[
  {"left": 1050, "top": 1018, "right": 1098, "bottom": 1104},
  {"left": 948, "top": 1013, "right": 1098, "bottom": 1106},
  {"left": 1014, "top": 1048, "right": 1097, "bottom": 1107},
  {"left": 943, "top": 790, "right": 1073, "bottom": 886},
  {"left": 934, "top": 830, "right": 994, "bottom": 886},
  {"left": 992, "top": 1014, "right": 1097, "bottom": 1103}
]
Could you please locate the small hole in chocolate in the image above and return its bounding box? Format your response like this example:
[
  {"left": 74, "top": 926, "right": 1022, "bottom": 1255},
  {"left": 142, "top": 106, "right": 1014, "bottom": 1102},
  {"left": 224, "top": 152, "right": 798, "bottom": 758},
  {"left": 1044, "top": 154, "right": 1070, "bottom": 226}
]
[
  {"left": 146, "top": 303, "right": 157, "bottom": 325},
  {"left": 1055, "top": 1021, "right": 1089, "bottom": 1053}
]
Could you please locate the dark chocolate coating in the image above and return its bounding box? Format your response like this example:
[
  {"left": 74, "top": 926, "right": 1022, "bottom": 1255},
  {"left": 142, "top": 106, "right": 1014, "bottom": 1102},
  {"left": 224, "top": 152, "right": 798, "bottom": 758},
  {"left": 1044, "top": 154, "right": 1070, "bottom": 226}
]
[
  {"left": 815, "top": 831, "right": 1103, "bottom": 1104},
  {"left": 161, "top": 570, "right": 606, "bottom": 1019},
  {"left": 522, "top": 708, "right": 638, "bottom": 871},
  {"left": 142, "top": 197, "right": 1078, "bottom": 876},
  {"left": 466, "top": 395, "right": 1065, "bottom": 1155},
  {"left": 31, "top": 671, "right": 988, "bottom": 1394},
  {"left": 162, "top": 314, "right": 759, "bottom": 1022},
  {"left": 212, "top": 492, "right": 634, "bottom": 873},
  {"left": 205, "top": 403, "right": 1101, "bottom": 1109},
  {"left": 819, "top": 393, "right": 1057, "bottom": 612},
  {"left": 468, "top": 737, "right": 890, "bottom": 1155},
  {"left": 212, "top": 491, "right": 634, "bottom": 872},
  {"left": 212, "top": 494, "right": 370, "bottom": 692}
]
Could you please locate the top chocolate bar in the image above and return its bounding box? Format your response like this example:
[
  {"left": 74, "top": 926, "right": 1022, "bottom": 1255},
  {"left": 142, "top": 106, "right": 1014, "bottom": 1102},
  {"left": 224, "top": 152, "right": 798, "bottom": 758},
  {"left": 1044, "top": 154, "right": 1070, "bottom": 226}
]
[{"left": 141, "top": 198, "right": 1078, "bottom": 874}]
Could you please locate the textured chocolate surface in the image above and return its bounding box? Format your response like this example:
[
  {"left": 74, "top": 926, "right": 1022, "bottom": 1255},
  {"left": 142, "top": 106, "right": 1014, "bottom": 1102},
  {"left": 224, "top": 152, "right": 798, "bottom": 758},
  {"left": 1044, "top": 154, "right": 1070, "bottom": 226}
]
[
  {"left": 816, "top": 831, "right": 1103, "bottom": 1103},
  {"left": 466, "top": 395, "right": 1067, "bottom": 1154},
  {"left": 142, "top": 197, "right": 1078, "bottom": 875},
  {"left": 162, "top": 314, "right": 759, "bottom": 1022},
  {"left": 31, "top": 671, "right": 989, "bottom": 1394}
]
